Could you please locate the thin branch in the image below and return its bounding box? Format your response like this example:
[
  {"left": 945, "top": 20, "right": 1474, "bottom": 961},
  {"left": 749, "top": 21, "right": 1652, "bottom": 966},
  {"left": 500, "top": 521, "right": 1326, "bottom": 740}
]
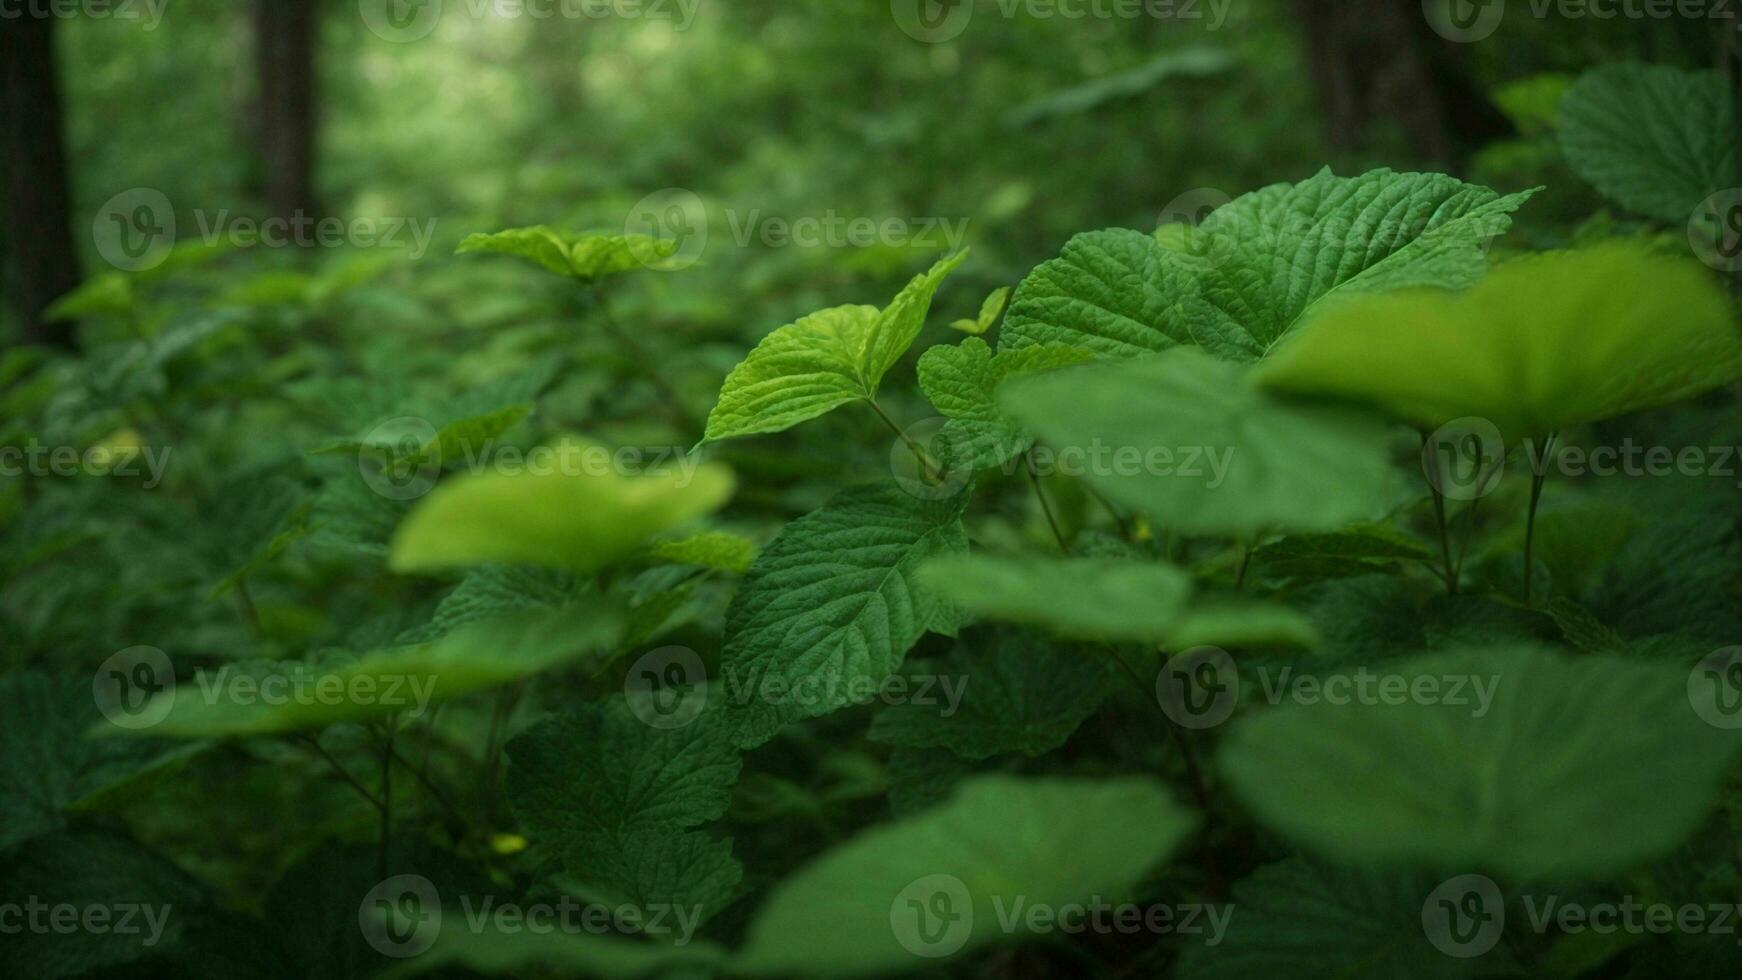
[{"left": 1024, "top": 450, "right": 1070, "bottom": 555}]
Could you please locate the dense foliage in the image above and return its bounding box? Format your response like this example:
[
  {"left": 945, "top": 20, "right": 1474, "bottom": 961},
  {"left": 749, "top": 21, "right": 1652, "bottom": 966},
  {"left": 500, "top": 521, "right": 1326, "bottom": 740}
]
[{"left": 3, "top": 5, "right": 1742, "bottom": 979}]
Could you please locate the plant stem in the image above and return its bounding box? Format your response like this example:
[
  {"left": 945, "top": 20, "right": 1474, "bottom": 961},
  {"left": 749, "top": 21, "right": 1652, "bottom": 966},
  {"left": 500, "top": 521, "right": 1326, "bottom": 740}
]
[
  {"left": 379, "top": 716, "right": 396, "bottom": 884},
  {"left": 1024, "top": 450, "right": 1069, "bottom": 555},
  {"left": 1083, "top": 482, "right": 1133, "bottom": 542},
  {"left": 294, "top": 734, "right": 384, "bottom": 811},
  {"left": 1423, "top": 431, "right": 1459, "bottom": 596},
  {"left": 591, "top": 286, "right": 700, "bottom": 432},
  {"left": 233, "top": 577, "right": 263, "bottom": 637},
  {"left": 1523, "top": 432, "right": 1558, "bottom": 607},
  {"left": 865, "top": 398, "right": 942, "bottom": 481},
  {"left": 1234, "top": 542, "right": 1252, "bottom": 591}
]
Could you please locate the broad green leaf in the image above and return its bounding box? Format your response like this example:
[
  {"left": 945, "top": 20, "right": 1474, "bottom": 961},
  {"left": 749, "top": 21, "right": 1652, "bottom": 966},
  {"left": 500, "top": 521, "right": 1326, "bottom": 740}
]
[
  {"left": 700, "top": 304, "right": 879, "bottom": 443},
  {"left": 0, "top": 830, "right": 207, "bottom": 978},
  {"left": 1002, "top": 349, "right": 1399, "bottom": 536},
  {"left": 1493, "top": 72, "right": 1574, "bottom": 137},
  {"left": 1184, "top": 169, "right": 1535, "bottom": 361},
  {"left": 0, "top": 671, "right": 198, "bottom": 850},
  {"left": 719, "top": 482, "right": 968, "bottom": 748},
  {"left": 1000, "top": 228, "right": 1199, "bottom": 356},
  {"left": 1558, "top": 64, "right": 1737, "bottom": 221},
  {"left": 916, "top": 337, "right": 1095, "bottom": 469},
  {"left": 647, "top": 529, "right": 757, "bottom": 573},
  {"left": 918, "top": 554, "right": 1193, "bottom": 643},
  {"left": 701, "top": 252, "right": 968, "bottom": 444},
  {"left": 389, "top": 440, "right": 734, "bottom": 574},
  {"left": 1177, "top": 858, "right": 1491, "bottom": 980},
  {"left": 1255, "top": 244, "right": 1742, "bottom": 442},
  {"left": 869, "top": 627, "right": 1112, "bottom": 760},
  {"left": 507, "top": 696, "right": 743, "bottom": 923},
  {"left": 735, "top": 776, "right": 1195, "bottom": 977},
  {"left": 456, "top": 226, "right": 676, "bottom": 281},
  {"left": 402, "top": 564, "right": 576, "bottom": 642},
  {"left": 102, "top": 601, "right": 624, "bottom": 738},
  {"left": 1166, "top": 599, "right": 1321, "bottom": 650},
  {"left": 1254, "top": 523, "right": 1435, "bottom": 582},
  {"left": 383, "top": 930, "right": 729, "bottom": 980},
  {"left": 949, "top": 286, "right": 1010, "bottom": 335},
  {"left": 1000, "top": 170, "right": 1534, "bottom": 363},
  {"left": 1218, "top": 645, "right": 1742, "bottom": 880}
]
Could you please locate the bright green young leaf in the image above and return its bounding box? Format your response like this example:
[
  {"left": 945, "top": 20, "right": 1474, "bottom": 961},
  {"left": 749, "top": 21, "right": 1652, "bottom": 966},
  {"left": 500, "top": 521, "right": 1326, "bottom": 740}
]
[
  {"left": 101, "top": 601, "right": 624, "bottom": 739},
  {"left": 507, "top": 696, "right": 743, "bottom": 923},
  {"left": 647, "top": 529, "right": 757, "bottom": 573},
  {"left": 719, "top": 481, "right": 968, "bottom": 748},
  {"left": 869, "top": 627, "right": 1112, "bottom": 760},
  {"left": 918, "top": 554, "right": 1193, "bottom": 643},
  {"left": 1183, "top": 168, "right": 1536, "bottom": 361},
  {"left": 702, "top": 252, "right": 968, "bottom": 444},
  {"left": 1002, "top": 348, "right": 1400, "bottom": 536},
  {"left": 917, "top": 336, "right": 1095, "bottom": 470},
  {"left": 456, "top": 226, "right": 677, "bottom": 281},
  {"left": 1218, "top": 645, "right": 1742, "bottom": 880},
  {"left": 1177, "top": 858, "right": 1491, "bottom": 980},
  {"left": 389, "top": 440, "right": 734, "bottom": 574},
  {"left": 735, "top": 776, "right": 1195, "bottom": 977},
  {"left": 1558, "top": 63, "right": 1737, "bottom": 221},
  {"left": 949, "top": 286, "right": 1010, "bottom": 335},
  {"left": 1255, "top": 244, "right": 1742, "bottom": 442}
]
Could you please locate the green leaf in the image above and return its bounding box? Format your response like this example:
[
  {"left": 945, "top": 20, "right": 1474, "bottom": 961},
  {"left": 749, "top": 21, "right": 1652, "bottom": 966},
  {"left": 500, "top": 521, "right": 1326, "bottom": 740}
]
[
  {"left": 104, "top": 601, "right": 624, "bottom": 739},
  {"left": 869, "top": 627, "right": 1111, "bottom": 760},
  {"left": 389, "top": 439, "right": 734, "bottom": 574},
  {"left": 0, "top": 831, "right": 207, "bottom": 978},
  {"left": 700, "top": 304, "right": 881, "bottom": 443},
  {"left": 1002, "top": 348, "right": 1400, "bottom": 536},
  {"left": 1255, "top": 244, "right": 1742, "bottom": 442},
  {"left": 384, "top": 930, "right": 729, "bottom": 980},
  {"left": 1000, "top": 228, "right": 1199, "bottom": 357},
  {"left": 916, "top": 336, "right": 1095, "bottom": 470},
  {"left": 404, "top": 564, "right": 576, "bottom": 642},
  {"left": 1001, "top": 170, "right": 1533, "bottom": 363},
  {"left": 701, "top": 252, "right": 968, "bottom": 444},
  {"left": 719, "top": 482, "right": 968, "bottom": 748},
  {"left": 0, "top": 671, "right": 197, "bottom": 850},
  {"left": 1184, "top": 168, "right": 1535, "bottom": 361},
  {"left": 949, "top": 286, "right": 1010, "bottom": 335},
  {"left": 507, "top": 696, "right": 743, "bottom": 923},
  {"left": 735, "top": 775, "right": 1195, "bottom": 977},
  {"left": 918, "top": 554, "right": 1193, "bottom": 643},
  {"left": 647, "top": 529, "right": 757, "bottom": 573},
  {"left": 1005, "top": 45, "right": 1237, "bottom": 127},
  {"left": 1218, "top": 645, "right": 1742, "bottom": 880},
  {"left": 1558, "top": 63, "right": 1737, "bottom": 221},
  {"left": 456, "top": 226, "right": 676, "bottom": 281},
  {"left": 1177, "top": 858, "right": 1491, "bottom": 980},
  {"left": 1166, "top": 599, "right": 1322, "bottom": 650}
]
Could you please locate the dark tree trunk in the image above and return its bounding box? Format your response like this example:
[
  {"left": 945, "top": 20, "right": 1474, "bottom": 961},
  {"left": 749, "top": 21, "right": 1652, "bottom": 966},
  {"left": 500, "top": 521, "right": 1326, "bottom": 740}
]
[
  {"left": 1292, "top": 0, "right": 1512, "bottom": 168},
  {"left": 0, "top": 12, "right": 82, "bottom": 349},
  {"left": 254, "top": 0, "right": 319, "bottom": 221}
]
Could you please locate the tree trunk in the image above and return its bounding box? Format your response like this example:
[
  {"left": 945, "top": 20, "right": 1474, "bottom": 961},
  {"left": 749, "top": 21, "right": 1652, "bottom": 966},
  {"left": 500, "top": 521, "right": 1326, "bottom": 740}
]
[
  {"left": 1292, "top": 0, "right": 1511, "bottom": 168},
  {"left": 255, "top": 0, "right": 319, "bottom": 221},
  {"left": 0, "top": 11, "right": 82, "bottom": 349}
]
